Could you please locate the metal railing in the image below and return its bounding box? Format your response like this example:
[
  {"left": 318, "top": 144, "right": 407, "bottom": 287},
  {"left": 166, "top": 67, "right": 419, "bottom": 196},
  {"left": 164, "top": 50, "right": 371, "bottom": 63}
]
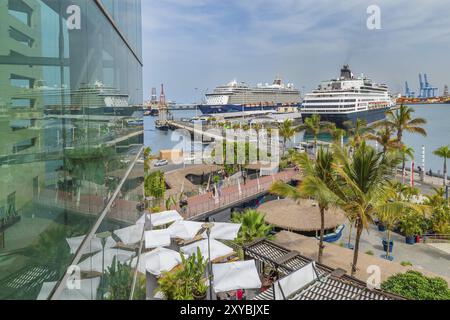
[{"left": 183, "top": 170, "right": 296, "bottom": 219}]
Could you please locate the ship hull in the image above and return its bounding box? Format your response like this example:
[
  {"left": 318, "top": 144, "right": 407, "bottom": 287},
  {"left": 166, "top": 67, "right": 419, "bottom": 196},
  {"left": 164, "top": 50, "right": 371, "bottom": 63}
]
[
  {"left": 198, "top": 104, "right": 299, "bottom": 114},
  {"left": 301, "top": 107, "right": 389, "bottom": 128}
]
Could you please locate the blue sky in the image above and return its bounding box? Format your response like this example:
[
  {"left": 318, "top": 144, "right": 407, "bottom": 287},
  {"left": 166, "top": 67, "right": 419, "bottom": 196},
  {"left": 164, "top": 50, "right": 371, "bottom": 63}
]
[{"left": 141, "top": 0, "right": 450, "bottom": 103}]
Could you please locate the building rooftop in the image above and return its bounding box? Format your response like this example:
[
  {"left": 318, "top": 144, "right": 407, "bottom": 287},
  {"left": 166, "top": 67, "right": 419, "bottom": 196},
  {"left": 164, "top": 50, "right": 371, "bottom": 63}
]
[{"left": 244, "top": 239, "right": 404, "bottom": 300}]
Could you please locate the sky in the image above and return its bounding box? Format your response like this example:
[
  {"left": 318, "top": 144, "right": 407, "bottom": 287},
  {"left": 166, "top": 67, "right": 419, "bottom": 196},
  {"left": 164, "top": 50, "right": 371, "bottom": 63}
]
[{"left": 141, "top": 0, "right": 450, "bottom": 103}]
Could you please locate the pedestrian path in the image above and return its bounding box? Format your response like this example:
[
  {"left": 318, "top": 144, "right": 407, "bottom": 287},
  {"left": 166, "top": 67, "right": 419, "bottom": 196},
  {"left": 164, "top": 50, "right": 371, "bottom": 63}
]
[{"left": 184, "top": 169, "right": 298, "bottom": 219}]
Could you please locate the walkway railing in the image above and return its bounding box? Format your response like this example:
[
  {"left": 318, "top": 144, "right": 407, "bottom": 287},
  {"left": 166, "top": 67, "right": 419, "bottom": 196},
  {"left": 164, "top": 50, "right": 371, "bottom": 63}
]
[
  {"left": 422, "top": 233, "right": 450, "bottom": 243},
  {"left": 183, "top": 169, "right": 298, "bottom": 219}
]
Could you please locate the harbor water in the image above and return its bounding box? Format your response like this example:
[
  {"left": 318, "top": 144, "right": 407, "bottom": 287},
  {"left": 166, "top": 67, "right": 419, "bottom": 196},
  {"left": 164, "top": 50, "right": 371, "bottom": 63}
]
[{"left": 144, "top": 104, "right": 450, "bottom": 172}]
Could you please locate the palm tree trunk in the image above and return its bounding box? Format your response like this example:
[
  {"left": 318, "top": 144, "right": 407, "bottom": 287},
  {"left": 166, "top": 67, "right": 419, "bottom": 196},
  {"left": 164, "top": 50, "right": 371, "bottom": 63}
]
[
  {"left": 318, "top": 207, "right": 325, "bottom": 264},
  {"left": 386, "top": 230, "right": 391, "bottom": 258},
  {"left": 351, "top": 219, "right": 363, "bottom": 277},
  {"left": 347, "top": 221, "right": 353, "bottom": 248},
  {"left": 402, "top": 159, "right": 406, "bottom": 184},
  {"left": 444, "top": 158, "right": 447, "bottom": 186}
]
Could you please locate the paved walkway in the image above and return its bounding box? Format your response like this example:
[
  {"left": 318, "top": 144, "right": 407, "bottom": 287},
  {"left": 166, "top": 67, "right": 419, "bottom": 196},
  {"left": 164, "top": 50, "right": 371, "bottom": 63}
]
[
  {"left": 340, "top": 221, "right": 450, "bottom": 279},
  {"left": 275, "top": 231, "right": 450, "bottom": 286},
  {"left": 184, "top": 169, "right": 298, "bottom": 219}
]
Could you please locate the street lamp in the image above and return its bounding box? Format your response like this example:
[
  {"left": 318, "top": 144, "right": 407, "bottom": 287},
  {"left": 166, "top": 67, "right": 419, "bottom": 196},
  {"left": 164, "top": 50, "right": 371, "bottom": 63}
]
[{"left": 201, "top": 221, "right": 214, "bottom": 300}]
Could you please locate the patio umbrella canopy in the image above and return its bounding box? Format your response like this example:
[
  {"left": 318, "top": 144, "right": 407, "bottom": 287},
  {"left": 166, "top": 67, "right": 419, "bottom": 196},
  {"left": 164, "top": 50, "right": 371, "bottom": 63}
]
[
  {"left": 145, "top": 230, "right": 171, "bottom": 249},
  {"left": 78, "top": 248, "right": 135, "bottom": 273},
  {"left": 114, "top": 224, "right": 144, "bottom": 245},
  {"left": 181, "top": 239, "right": 234, "bottom": 261},
  {"left": 258, "top": 199, "right": 346, "bottom": 232},
  {"left": 167, "top": 220, "right": 204, "bottom": 240},
  {"left": 136, "top": 210, "right": 184, "bottom": 227},
  {"left": 66, "top": 234, "right": 116, "bottom": 255},
  {"left": 212, "top": 260, "right": 262, "bottom": 293},
  {"left": 37, "top": 278, "right": 101, "bottom": 300},
  {"left": 145, "top": 248, "right": 184, "bottom": 276},
  {"left": 201, "top": 222, "right": 242, "bottom": 241}
]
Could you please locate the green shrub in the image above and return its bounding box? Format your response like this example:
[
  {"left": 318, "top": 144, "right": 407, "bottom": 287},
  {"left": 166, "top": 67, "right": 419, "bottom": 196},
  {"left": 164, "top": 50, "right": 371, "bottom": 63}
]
[
  {"left": 400, "top": 261, "right": 413, "bottom": 267},
  {"left": 381, "top": 271, "right": 450, "bottom": 300},
  {"left": 365, "top": 250, "right": 374, "bottom": 256}
]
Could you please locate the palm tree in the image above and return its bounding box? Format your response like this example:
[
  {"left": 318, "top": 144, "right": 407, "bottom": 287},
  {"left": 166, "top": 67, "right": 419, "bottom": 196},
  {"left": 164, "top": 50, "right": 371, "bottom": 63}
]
[
  {"left": 366, "top": 121, "right": 400, "bottom": 153},
  {"left": 385, "top": 105, "right": 427, "bottom": 143},
  {"left": 144, "top": 147, "right": 155, "bottom": 175},
  {"left": 277, "top": 119, "right": 297, "bottom": 154},
  {"left": 433, "top": 146, "right": 450, "bottom": 186},
  {"left": 270, "top": 148, "right": 339, "bottom": 263},
  {"left": 399, "top": 145, "right": 415, "bottom": 184},
  {"left": 297, "top": 114, "right": 332, "bottom": 151},
  {"left": 327, "top": 123, "right": 346, "bottom": 145},
  {"left": 231, "top": 209, "right": 273, "bottom": 245},
  {"left": 343, "top": 118, "right": 373, "bottom": 148},
  {"left": 331, "top": 142, "right": 393, "bottom": 276}
]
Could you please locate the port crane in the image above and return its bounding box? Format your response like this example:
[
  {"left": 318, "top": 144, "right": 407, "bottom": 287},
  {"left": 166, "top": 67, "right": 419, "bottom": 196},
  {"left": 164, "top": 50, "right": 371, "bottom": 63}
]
[
  {"left": 404, "top": 81, "right": 415, "bottom": 98},
  {"left": 418, "top": 73, "right": 438, "bottom": 98}
]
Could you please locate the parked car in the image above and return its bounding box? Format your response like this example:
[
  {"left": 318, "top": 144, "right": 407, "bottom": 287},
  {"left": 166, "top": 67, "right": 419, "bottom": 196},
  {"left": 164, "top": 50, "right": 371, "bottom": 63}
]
[{"left": 154, "top": 159, "right": 169, "bottom": 167}]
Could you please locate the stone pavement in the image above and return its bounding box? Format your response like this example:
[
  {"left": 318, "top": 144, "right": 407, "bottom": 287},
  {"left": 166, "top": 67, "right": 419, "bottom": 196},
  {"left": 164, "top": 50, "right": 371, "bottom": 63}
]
[
  {"left": 275, "top": 230, "right": 450, "bottom": 286},
  {"left": 341, "top": 221, "right": 450, "bottom": 279}
]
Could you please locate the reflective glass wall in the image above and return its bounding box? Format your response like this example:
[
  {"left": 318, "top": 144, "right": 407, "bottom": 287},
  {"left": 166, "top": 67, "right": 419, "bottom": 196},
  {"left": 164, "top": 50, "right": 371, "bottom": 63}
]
[{"left": 0, "top": 0, "right": 143, "bottom": 299}]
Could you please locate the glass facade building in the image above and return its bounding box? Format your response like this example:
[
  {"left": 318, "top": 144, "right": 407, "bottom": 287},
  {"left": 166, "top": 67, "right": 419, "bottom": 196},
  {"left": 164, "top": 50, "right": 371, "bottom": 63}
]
[{"left": 0, "top": 0, "right": 144, "bottom": 299}]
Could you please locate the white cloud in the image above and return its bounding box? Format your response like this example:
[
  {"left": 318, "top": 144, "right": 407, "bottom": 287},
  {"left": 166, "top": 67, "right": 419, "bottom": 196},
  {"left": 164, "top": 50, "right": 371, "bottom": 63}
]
[{"left": 142, "top": 0, "right": 450, "bottom": 102}]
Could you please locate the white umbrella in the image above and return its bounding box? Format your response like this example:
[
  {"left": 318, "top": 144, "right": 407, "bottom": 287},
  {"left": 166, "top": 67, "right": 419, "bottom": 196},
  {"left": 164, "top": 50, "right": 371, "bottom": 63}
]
[
  {"left": 201, "top": 222, "right": 242, "bottom": 241},
  {"left": 114, "top": 224, "right": 144, "bottom": 245},
  {"left": 66, "top": 234, "right": 116, "bottom": 255},
  {"left": 145, "top": 230, "right": 171, "bottom": 249},
  {"left": 78, "top": 248, "right": 135, "bottom": 273},
  {"left": 37, "top": 278, "right": 101, "bottom": 300},
  {"left": 181, "top": 239, "right": 234, "bottom": 261},
  {"left": 167, "top": 220, "right": 204, "bottom": 240},
  {"left": 212, "top": 260, "right": 262, "bottom": 293},
  {"left": 145, "top": 247, "right": 185, "bottom": 276},
  {"left": 136, "top": 210, "right": 183, "bottom": 227}
]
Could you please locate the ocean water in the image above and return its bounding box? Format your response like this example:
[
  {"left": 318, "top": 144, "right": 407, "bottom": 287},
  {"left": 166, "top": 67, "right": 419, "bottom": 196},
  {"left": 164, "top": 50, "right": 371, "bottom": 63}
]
[
  {"left": 402, "top": 104, "right": 450, "bottom": 174},
  {"left": 144, "top": 104, "right": 450, "bottom": 172}
]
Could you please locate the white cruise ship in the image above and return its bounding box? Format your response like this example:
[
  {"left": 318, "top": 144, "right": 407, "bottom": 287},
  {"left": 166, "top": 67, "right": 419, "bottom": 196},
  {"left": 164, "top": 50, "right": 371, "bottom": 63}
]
[
  {"left": 199, "top": 77, "right": 301, "bottom": 114},
  {"left": 301, "top": 65, "right": 393, "bottom": 127}
]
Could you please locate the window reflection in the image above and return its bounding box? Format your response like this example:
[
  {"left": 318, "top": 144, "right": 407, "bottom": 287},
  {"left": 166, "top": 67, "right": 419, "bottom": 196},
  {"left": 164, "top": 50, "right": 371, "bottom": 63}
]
[{"left": 0, "top": 0, "right": 143, "bottom": 300}]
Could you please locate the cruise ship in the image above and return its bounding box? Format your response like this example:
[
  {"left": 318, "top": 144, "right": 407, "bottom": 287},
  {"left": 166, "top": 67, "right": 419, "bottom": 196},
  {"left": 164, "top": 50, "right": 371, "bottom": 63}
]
[
  {"left": 16, "top": 80, "right": 138, "bottom": 117},
  {"left": 301, "top": 65, "right": 393, "bottom": 127},
  {"left": 198, "top": 77, "right": 301, "bottom": 114}
]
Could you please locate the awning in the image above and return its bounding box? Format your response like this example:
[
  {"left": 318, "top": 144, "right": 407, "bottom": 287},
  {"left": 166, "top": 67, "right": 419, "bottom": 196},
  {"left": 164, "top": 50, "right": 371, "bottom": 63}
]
[
  {"left": 201, "top": 222, "right": 242, "bottom": 241},
  {"left": 114, "top": 224, "right": 144, "bottom": 245},
  {"left": 145, "top": 248, "right": 184, "bottom": 276},
  {"left": 66, "top": 234, "right": 116, "bottom": 255},
  {"left": 136, "top": 210, "right": 183, "bottom": 227},
  {"left": 212, "top": 260, "right": 262, "bottom": 293},
  {"left": 181, "top": 239, "right": 234, "bottom": 261},
  {"left": 167, "top": 220, "right": 204, "bottom": 240},
  {"left": 130, "top": 248, "right": 184, "bottom": 275},
  {"left": 145, "top": 230, "right": 171, "bottom": 249},
  {"left": 78, "top": 248, "right": 135, "bottom": 273}
]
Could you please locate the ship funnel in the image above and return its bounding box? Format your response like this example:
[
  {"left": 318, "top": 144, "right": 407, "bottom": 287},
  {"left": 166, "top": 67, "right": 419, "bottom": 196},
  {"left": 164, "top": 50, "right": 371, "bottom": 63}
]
[{"left": 340, "top": 65, "right": 352, "bottom": 80}]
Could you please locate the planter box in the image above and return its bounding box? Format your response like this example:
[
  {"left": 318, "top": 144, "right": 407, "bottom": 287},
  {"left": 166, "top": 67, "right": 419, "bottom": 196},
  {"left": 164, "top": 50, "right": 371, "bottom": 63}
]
[
  {"left": 382, "top": 238, "right": 394, "bottom": 253},
  {"left": 405, "top": 236, "right": 415, "bottom": 245}
]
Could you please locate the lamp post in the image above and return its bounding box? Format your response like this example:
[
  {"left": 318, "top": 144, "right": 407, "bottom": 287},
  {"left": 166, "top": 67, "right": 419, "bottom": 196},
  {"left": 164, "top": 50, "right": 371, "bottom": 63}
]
[
  {"left": 202, "top": 221, "right": 214, "bottom": 300},
  {"left": 97, "top": 231, "right": 112, "bottom": 299}
]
